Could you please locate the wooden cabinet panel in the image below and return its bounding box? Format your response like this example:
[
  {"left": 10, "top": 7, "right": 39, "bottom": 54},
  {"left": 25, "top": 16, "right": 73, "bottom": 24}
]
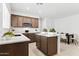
[
  {"left": 32, "top": 18, "right": 38, "bottom": 28},
  {"left": 36, "top": 35, "right": 41, "bottom": 49},
  {"left": 23, "top": 33, "right": 36, "bottom": 43},
  {"left": 23, "top": 17, "right": 31, "bottom": 23},
  {"left": 36, "top": 35, "right": 57, "bottom": 56},
  {"left": 0, "top": 45, "right": 12, "bottom": 56},
  {"left": 23, "top": 33, "right": 29, "bottom": 38},
  {"left": 48, "top": 37, "right": 57, "bottom": 55},
  {"left": 11, "top": 15, "right": 18, "bottom": 27},
  {"left": 11, "top": 42, "right": 28, "bottom": 56},
  {"left": 28, "top": 33, "right": 36, "bottom": 42},
  {"left": 18, "top": 16, "right": 23, "bottom": 27},
  {"left": 41, "top": 36, "right": 47, "bottom": 54},
  {"left": 11, "top": 14, "right": 38, "bottom": 28},
  {"left": 0, "top": 42, "right": 29, "bottom": 56}
]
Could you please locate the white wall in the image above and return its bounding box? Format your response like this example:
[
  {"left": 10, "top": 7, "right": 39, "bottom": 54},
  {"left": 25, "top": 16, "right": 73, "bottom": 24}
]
[
  {"left": 41, "top": 18, "right": 47, "bottom": 30},
  {"left": 0, "top": 3, "right": 3, "bottom": 37},
  {"left": 41, "top": 18, "right": 55, "bottom": 31},
  {"left": 54, "top": 14, "right": 79, "bottom": 34},
  {"left": 3, "top": 3, "right": 11, "bottom": 29},
  {"left": 6, "top": 3, "right": 11, "bottom": 13}
]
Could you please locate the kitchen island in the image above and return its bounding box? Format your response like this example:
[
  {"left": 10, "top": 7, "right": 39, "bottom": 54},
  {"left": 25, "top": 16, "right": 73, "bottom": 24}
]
[
  {"left": 0, "top": 33, "right": 30, "bottom": 56},
  {"left": 36, "top": 32, "right": 60, "bottom": 56}
]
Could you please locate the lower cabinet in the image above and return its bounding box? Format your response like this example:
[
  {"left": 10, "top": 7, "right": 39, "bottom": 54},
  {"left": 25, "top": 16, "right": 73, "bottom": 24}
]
[
  {"left": 0, "top": 42, "right": 29, "bottom": 56},
  {"left": 36, "top": 35, "right": 57, "bottom": 56},
  {"left": 41, "top": 36, "right": 48, "bottom": 54},
  {"left": 36, "top": 35, "right": 41, "bottom": 49},
  {"left": 23, "top": 33, "right": 36, "bottom": 43}
]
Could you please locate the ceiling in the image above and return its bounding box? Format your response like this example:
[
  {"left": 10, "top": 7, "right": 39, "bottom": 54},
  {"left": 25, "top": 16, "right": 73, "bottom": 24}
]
[{"left": 10, "top": 3, "right": 79, "bottom": 19}]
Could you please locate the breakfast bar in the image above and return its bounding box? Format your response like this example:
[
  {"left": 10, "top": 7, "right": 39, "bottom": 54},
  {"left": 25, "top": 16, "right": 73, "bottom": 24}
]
[{"left": 0, "top": 34, "right": 30, "bottom": 56}]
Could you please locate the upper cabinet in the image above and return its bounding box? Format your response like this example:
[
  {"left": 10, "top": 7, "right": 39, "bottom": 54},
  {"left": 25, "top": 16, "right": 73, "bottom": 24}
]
[
  {"left": 18, "top": 16, "right": 23, "bottom": 27},
  {"left": 11, "top": 14, "right": 39, "bottom": 28},
  {"left": 32, "top": 18, "right": 38, "bottom": 28},
  {"left": 23, "top": 17, "right": 31, "bottom": 23},
  {"left": 11, "top": 15, "right": 18, "bottom": 27}
]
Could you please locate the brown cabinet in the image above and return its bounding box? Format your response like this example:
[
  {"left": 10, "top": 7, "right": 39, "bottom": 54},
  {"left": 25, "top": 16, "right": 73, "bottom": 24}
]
[
  {"left": 23, "top": 17, "right": 31, "bottom": 23},
  {"left": 11, "top": 14, "right": 38, "bottom": 28},
  {"left": 36, "top": 35, "right": 41, "bottom": 49},
  {"left": 0, "top": 44, "right": 12, "bottom": 56},
  {"left": 41, "top": 36, "right": 48, "bottom": 54},
  {"left": 0, "top": 42, "right": 29, "bottom": 56},
  {"left": 18, "top": 16, "right": 23, "bottom": 27},
  {"left": 11, "top": 15, "right": 18, "bottom": 27},
  {"left": 11, "top": 15, "right": 23, "bottom": 27},
  {"left": 48, "top": 37, "right": 57, "bottom": 55},
  {"left": 36, "top": 35, "right": 57, "bottom": 56},
  {"left": 32, "top": 18, "right": 38, "bottom": 28},
  {"left": 23, "top": 33, "right": 36, "bottom": 43}
]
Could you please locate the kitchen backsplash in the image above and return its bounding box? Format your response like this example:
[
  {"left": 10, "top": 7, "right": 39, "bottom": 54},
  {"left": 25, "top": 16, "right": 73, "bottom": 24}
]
[{"left": 12, "top": 27, "right": 40, "bottom": 33}]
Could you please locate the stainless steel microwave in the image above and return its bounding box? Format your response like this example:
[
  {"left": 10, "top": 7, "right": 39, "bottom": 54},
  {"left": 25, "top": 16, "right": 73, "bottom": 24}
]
[{"left": 22, "top": 23, "right": 32, "bottom": 27}]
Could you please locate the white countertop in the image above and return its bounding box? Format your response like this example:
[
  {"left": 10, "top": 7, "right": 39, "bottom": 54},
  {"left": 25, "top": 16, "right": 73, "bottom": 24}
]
[
  {"left": 0, "top": 33, "right": 30, "bottom": 45},
  {"left": 36, "top": 32, "right": 58, "bottom": 37}
]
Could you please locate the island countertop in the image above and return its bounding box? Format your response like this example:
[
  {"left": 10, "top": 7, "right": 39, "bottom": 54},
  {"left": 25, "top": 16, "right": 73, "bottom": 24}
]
[
  {"left": 36, "top": 32, "right": 58, "bottom": 37},
  {"left": 0, "top": 33, "right": 30, "bottom": 45}
]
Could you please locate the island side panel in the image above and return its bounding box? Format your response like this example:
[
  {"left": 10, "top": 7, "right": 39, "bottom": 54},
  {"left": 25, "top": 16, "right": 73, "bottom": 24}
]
[
  {"left": 0, "top": 42, "right": 29, "bottom": 56},
  {"left": 48, "top": 36, "right": 57, "bottom": 56}
]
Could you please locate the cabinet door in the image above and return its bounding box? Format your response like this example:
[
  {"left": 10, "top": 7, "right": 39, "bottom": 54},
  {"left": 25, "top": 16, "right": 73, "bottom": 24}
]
[
  {"left": 36, "top": 35, "right": 41, "bottom": 49},
  {"left": 11, "top": 15, "right": 18, "bottom": 27},
  {"left": 41, "top": 36, "right": 47, "bottom": 54},
  {"left": 23, "top": 17, "right": 31, "bottom": 23},
  {"left": 23, "top": 33, "right": 36, "bottom": 42},
  {"left": 0, "top": 44, "right": 13, "bottom": 56},
  {"left": 32, "top": 18, "right": 38, "bottom": 28},
  {"left": 48, "top": 37, "right": 57, "bottom": 55},
  {"left": 28, "top": 33, "right": 36, "bottom": 42},
  {"left": 23, "top": 33, "right": 29, "bottom": 38},
  {"left": 12, "top": 42, "right": 28, "bottom": 56},
  {"left": 0, "top": 42, "right": 28, "bottom": 56},
  {"left": 18, "top": 16, "right": 23, "bottom": 27}
]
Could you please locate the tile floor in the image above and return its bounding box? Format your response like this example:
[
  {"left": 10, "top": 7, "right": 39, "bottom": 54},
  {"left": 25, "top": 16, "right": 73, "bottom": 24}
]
[{"left": 29, "top": 42, "right": 79, "bottom": 56}]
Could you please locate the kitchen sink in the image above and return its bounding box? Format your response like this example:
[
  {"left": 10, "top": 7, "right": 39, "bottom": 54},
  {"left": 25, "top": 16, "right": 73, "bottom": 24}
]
[{"left": 14, "top": 34, "right": 21, "bottom": 36}]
